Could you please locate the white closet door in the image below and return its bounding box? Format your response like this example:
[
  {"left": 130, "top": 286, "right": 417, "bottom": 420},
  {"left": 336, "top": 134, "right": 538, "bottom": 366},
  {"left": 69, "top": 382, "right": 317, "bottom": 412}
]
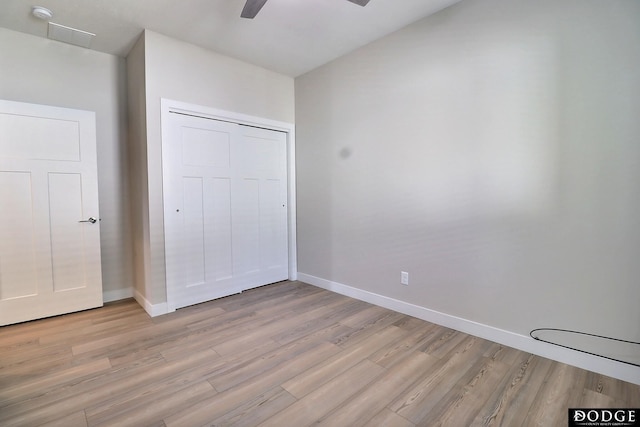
[
  {"left": 164, "top": 113, "right": 288, "bottom": 310},
  {"left": 234, "top": 125, "right": 289, "bottom": 290},
  {"left": 0, "top": 100, "right": 102, "bottom": 326}
]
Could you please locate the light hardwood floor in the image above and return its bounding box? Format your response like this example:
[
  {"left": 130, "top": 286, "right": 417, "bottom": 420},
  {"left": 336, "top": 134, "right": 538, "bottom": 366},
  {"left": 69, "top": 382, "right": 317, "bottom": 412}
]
[{"left": 1, "top": 281, "right": 638, "bottom": 426}]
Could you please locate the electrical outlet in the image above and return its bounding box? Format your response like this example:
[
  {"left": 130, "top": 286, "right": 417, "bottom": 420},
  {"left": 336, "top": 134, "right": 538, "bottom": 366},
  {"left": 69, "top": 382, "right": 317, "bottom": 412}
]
[{"left": 401, "top": 271, "right": 409, "bottom": 285}]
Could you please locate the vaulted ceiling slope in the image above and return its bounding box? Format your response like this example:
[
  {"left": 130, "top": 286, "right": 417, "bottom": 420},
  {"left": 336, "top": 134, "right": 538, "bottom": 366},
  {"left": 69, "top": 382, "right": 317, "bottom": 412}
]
[{"left": 0, "top": 0, "right": 461, "bottom": 77}]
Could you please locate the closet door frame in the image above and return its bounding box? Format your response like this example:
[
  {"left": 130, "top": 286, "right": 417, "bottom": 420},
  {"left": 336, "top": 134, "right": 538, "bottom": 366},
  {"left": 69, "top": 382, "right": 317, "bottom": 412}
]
[{"left": 160, "top": 98, "right": 297, "bottom": 312}]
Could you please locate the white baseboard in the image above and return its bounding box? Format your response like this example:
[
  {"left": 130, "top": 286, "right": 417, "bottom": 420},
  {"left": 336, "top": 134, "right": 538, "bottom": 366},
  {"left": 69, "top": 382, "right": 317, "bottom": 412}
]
[
  {"left": 134, "top": 290, "right": 170, "bottom": 318},
  {"left": 297, "top": 273, "right": 640, "bottom": 386},
  {"left": 103, "top": 287, "right": 134, "bottom": 303}
]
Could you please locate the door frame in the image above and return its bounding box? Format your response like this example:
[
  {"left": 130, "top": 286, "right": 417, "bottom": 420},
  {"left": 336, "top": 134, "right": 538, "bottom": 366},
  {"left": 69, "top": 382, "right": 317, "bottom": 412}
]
[{"left": 160, "top": 98, "right": 297, "bottom": 311}]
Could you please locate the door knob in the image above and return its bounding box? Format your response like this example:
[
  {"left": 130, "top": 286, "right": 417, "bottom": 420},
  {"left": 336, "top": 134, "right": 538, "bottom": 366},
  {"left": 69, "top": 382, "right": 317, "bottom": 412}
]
[{"left": 79, "top": 217, "right": 97, "bottom": 224}]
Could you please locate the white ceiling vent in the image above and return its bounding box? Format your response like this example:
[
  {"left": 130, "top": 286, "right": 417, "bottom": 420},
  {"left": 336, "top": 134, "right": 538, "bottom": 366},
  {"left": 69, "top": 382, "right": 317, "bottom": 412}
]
[{"left": 48, "top": 22, "right": 95, "bottom": 49}]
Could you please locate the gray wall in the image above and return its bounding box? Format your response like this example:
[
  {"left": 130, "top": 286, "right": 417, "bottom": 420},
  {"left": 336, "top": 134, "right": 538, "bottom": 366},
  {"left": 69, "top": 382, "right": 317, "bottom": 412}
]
[
  {"left": 296, "top": 0, "right": 640, "bottom": 354},
  {"left": 0, "top": 28, "right": 133, "bottom": 299},
  {"left": 126, "top": 33, "right": 150, "bottom": 304}
]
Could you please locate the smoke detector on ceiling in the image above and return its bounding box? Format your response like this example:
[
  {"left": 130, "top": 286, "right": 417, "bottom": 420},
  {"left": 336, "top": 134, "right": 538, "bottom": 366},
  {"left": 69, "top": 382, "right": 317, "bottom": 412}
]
[{"left": 32, "top": 6, "right": 53, "bottom": 20}]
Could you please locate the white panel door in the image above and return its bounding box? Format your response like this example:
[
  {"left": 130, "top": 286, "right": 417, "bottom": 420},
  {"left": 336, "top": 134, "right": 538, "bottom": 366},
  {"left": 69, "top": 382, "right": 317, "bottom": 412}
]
[
  {"left": 0, "top": 100, "right": 102, "bottom": 326},
  {"left": 164, "top": 113, "right": 288, "bottom": 310},
  {"left": 234, "top": 125, "right": 289, "bottom": 290}
]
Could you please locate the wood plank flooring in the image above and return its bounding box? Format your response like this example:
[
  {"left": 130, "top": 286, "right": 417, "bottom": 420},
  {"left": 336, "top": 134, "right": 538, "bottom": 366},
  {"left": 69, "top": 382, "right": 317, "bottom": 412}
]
[{"left": 1, "top": 281, "right": 638, "bottom": 426}]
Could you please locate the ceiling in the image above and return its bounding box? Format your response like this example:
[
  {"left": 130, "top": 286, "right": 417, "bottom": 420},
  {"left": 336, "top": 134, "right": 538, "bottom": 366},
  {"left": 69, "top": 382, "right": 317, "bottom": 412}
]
[{"left": 0, "top": 0, "right": 461, "bottom": 77}]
